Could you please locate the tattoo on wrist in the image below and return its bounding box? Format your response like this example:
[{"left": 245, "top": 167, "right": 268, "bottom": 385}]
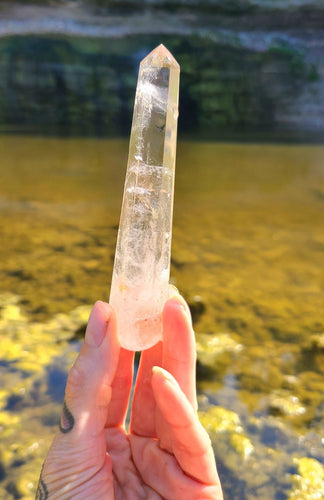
[
  {"left": 59, "top": 400, "right": 75, "bottom": 434},
  {"left": 35, "top": 464, "right": 48, "bottom": 499}
]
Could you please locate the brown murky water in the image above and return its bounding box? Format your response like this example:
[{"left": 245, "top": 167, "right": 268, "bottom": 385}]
[{"left": 0, "top": 136, "right": 323, "bottom": 499}]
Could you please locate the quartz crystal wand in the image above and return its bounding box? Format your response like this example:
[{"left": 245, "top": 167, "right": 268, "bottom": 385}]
[{"left": 109, "top": 44, "right": 180, "bottom": 351}]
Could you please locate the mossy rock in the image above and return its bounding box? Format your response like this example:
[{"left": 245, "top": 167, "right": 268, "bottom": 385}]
[
  {"left": 196, "top": 332, "right": 243, "bottom": 378},
  {"left": 0, "top": 293, "right": 20, "bottom": 307},
  {"left": 288, "top": 457, "right": 324, "bottom": 500},
  {"left": 0, "top": 411, "right": 20, "bottom": 430},
  {"left": 15, "top": 475, "right": 35, "bottom": 498},
  {"left": 0, "top": 304, "right": 26, "bottom": 323},
  {"left": 229, "top": 432, "right": 254, "bottom": 459},
  {"left": 0, "top": 296, "right": 87, "bottom": 374},
  {"left": 268, "top": 391, "right": 306, "bottom": 417},
  {"left": 199, "top": 405, "right": 254, "bottom": 459},
  {"left": 199, "top": 406, "right": 242, "bottom": 434}
]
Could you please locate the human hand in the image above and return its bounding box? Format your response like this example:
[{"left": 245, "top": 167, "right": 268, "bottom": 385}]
[{"left": 36, "top": 292, "right": 223, "bottom": 499}]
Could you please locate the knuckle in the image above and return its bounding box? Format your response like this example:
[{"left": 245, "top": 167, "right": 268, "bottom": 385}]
[{"left": 65, "top": 361, "right": 86, "bottom": 400}]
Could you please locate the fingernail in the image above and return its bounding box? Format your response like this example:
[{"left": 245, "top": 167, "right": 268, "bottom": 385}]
[
  {"left": 171, "top": 297, "right": 193, "bottom": 326},
  {"left": 152, "top": 365, "right": 163, "bottom": 376},
  {"left": 152, "top": 366, "right": 176, "bottom": 385},
  {"left": 85, "top": 301, "right": 110, "bottom": 347},
  {"left": 168, "top": 284, "right": 179, "bottom": 298}
]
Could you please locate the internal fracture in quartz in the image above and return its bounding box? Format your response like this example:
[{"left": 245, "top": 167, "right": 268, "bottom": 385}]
[{"left": 109, "top": 44, "right": 180, "bottom": 351}]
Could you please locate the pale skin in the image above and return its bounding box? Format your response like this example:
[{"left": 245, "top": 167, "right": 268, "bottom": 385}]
[{"left": 36, "top": 291, "right": 223, "bottom": 499}]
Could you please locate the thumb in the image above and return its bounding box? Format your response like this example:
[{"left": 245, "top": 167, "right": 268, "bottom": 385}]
[
  {"left": 36, "top": 302, "right": 118, "bottom": 499},
  {"left": 61, "top": 301, "right": 120, "bottom": 439}
]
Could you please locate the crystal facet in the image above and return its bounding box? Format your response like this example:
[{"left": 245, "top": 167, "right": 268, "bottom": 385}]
[{"left": 109, "top": 45, "right": 180, "bottom": 351}]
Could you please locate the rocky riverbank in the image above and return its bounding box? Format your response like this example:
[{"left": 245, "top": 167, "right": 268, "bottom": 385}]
[{"left": 0, "top": 1, "right": 323, "bottom": 140}]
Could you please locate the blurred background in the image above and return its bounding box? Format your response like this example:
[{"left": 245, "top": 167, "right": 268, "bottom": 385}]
[
  {"left": 0, "top": 1, "right": 324, "bottom": 499},
  {"left": 1, "top": 0, "right": 324, "bottom": 140}
]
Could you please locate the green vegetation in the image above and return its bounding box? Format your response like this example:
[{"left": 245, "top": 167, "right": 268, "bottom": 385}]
[
  {"left": 288, "top": 457, "right": 324, "bottom": 500},
  {"left": 0, "top": 34, "right": 320, "bottom": 139}
]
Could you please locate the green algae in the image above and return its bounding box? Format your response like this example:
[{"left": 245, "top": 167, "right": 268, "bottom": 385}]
[
  {"left": 229, "top": 433, "right": 254, "bottom": 459},
  {"left": 288, "top": 457, "right": 324, "bottom": 500},
  {"left": 268, "top": 391, "right": 306, "bottom": 417},
  {"left": 199, "top": 406, "right": 243, "bottom": 434},
  {"left": 199, "top": 402, "right": 324, "bottom": 498},
  {"left": 0, "top": 31, "right": 320, "bottom": 141},
  {"left": 199, "top": 406, "right": 254, "bottom": 459},
  {"left": 0, "top": 293, "right": 91, "bottom": 374},
  {"left": 196, "top": 332, "right": 243, "bottom": 380}
]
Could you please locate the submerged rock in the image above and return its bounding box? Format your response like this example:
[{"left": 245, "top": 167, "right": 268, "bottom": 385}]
[
  {"left": 198, "top": 393, "right": 324, "bottom": 499},
  {"left": 0, "top": 294, "right": 90, "bottom": 374},
  {"left": 269, "top": 391, "right": 306, "bottom": 417},
  {"left": 0, "top": 293, "right": 20, "bottom": 307},
  {"left": 199, "top": 406, "right": 254, "bottom": 459},
  {"left": 188, "top": 295, "right": 206, "bottom": 324},
  {"left": 229, "top": 433, "right": 254, "bottom": 459},
  {"left": 196, "top": 332, "right": 243, "bottom": 379},
  {"left": 199, "top": 406, "right": 242, "bottom": 434},
  {"left": 300, "top": 334, "right": 324, "bottom": 373},
  {"left": 288, "top": 457, "right": 324, "bottom": 500}
]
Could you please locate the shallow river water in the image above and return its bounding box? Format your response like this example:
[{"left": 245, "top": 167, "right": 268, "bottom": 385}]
[{"left": 0, "top": 136, "right": 323, "bottom": 499}]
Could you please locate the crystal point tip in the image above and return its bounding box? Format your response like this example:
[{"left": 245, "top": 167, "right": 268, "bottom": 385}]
[{"left": 140, "top": 44, "right": 180, "bottom": 70}]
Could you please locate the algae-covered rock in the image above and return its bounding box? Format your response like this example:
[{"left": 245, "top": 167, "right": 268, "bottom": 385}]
[
  {"left": 199, "top": 406, "right": 254, "bottom": 459},
  {"left": 269, "top": 391, "right": 306, "bottom": 417},
  {"left": 0, "top": 412, "right": 20, "bottom": 430},
  {"left": 9, "top": 440, "right": 40, "bottom": 465},
  {"left": 230, "top": 432, "right": 254, "bottom": 459},
  {"left": 199, "top": 406, "right": 242, "bottom": 434},
  {"left": 15, "top": 475, "right": 35, "bottom": 498},
  {"left": 197, "top": 333, "right": 243, "bottom": 360},
  {"left": 188, "top": 295, "right": 206, "bottom": 324},
  {"left": 0, "top": 293, "right": 20, "bottom": 307},
  {"left": 0, "top": 304, "right": 27, "bottom": 323},
  {"left": 196, "top": 332, "right": 243, "bottom": 379},
  {"left": 300, "top": 334, "right": 324, "bottom": 374},
  {"left": 0, "top": 411, "right": 21, "bottom": 441},
  {"left": 0, "top": 486, "right": 14, "bottom": 500},
  {"left": 0, "top": 294, "right": 89, "bottom": 374},
  {"left": 288, "top": 457, "right": 324, "bottom": 500}
]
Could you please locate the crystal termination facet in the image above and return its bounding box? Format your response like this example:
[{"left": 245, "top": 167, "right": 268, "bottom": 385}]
[{"left": 109, "top": 45, "right": 180, "bottom": 351}]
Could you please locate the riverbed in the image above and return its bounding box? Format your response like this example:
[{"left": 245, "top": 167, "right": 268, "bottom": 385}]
[{"left": 0, "top": 136, "right": 323, "bottom": 499}]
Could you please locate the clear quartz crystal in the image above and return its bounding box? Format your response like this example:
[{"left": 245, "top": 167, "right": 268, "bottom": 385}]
[{"left": 109, "top": 44, "right": 180, "bottom": 351}]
